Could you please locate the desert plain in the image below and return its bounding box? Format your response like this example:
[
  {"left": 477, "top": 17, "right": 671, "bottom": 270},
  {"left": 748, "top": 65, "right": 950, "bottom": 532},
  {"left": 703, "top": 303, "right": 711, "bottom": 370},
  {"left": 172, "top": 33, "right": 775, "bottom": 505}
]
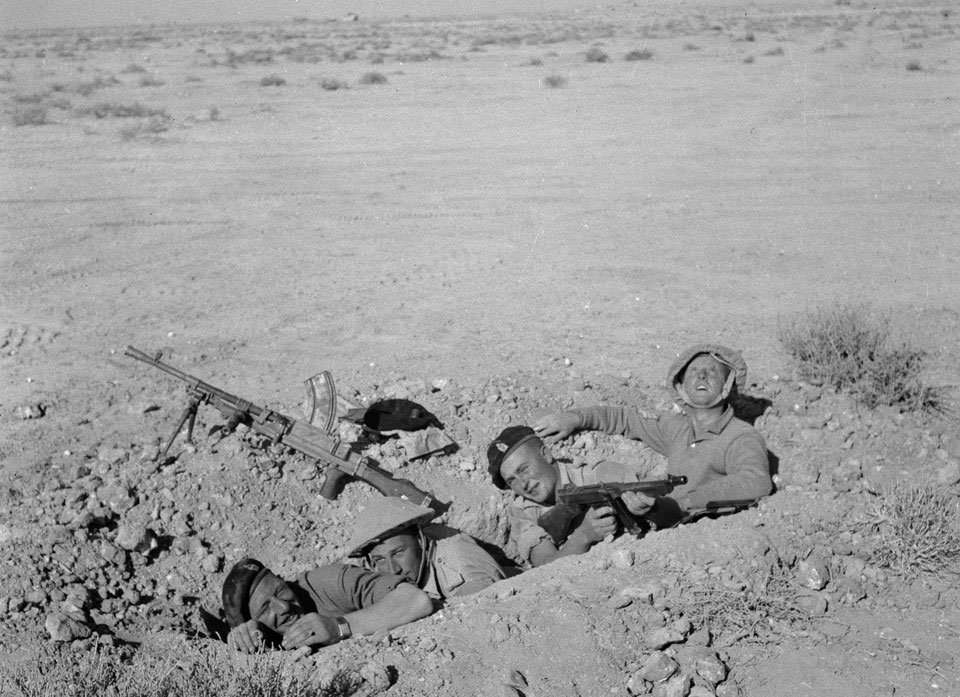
[{"left": 1, "top": 0, "right": 959, "bottom": 694}]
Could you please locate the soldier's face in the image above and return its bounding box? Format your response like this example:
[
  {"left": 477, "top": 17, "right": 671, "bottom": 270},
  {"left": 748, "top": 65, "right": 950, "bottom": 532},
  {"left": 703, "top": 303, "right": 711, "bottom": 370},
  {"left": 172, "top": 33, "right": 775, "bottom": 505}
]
[
  {"left": 247, "top": 570, "right": 304, "bottom": 635},
  {"left": 368, "top": 532, "right": 423, "bottom": 584},
  {"left": 680, "top": 354, "right": 730, "bottom": 407},
  {"left": 500, "top": 441, "right": 558, "bottom": 504}
]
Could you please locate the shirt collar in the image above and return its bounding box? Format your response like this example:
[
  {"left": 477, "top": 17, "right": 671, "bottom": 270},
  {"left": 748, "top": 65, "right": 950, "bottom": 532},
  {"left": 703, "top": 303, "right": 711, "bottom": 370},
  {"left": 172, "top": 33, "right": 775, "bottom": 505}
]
[{"left": 685, "top": 404, "right": 735, "bottom": 440}]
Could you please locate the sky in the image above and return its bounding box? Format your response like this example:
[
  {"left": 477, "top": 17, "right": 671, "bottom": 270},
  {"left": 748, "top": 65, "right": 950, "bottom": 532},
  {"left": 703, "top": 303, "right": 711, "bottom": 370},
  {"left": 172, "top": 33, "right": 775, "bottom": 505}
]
[{"left": 1, "top": 0, "right": 595, "bottom": 31}]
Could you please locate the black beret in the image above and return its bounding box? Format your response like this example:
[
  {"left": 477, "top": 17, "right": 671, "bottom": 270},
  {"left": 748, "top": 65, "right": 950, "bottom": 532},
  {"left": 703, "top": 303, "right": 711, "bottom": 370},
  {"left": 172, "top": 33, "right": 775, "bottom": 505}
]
[
  {"left": 222, "top": 558, "right": 267, "bottom": 628},
  {"left": 487, "top": 425, "right": 539, "bottom": 490}
]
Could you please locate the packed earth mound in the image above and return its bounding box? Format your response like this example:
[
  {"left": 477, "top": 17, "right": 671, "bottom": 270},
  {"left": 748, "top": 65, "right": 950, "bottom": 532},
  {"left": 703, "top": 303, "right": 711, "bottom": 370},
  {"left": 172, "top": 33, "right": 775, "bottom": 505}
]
[{"left": 2, "top": 0, "right": 959, "bottom": 695}]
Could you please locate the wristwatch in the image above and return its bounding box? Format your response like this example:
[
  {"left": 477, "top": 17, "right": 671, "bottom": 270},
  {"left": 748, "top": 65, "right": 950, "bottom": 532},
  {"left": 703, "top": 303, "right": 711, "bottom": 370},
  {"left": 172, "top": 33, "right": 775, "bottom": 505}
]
[{"left": 335, "top": 616, "right": 352, "bottom": 642}]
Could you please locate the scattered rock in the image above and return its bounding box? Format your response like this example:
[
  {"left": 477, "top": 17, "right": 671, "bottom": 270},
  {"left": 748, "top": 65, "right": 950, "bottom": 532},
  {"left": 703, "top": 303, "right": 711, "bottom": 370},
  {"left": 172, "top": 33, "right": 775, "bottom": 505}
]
[
  {"left": 936, "top": 460, "right": 960, "bottom": 486},
  {"left": 797, "top": 557, "right": 830, "bottom": 590},
  {"left": 15, "top": 403, "right": 45, "bottom": 419},
  {"left": 640, "top": 651, "right": 679, "bottom": 682},
  {"left": 45, "top": 612, "right": 93, "bottom": 642}
]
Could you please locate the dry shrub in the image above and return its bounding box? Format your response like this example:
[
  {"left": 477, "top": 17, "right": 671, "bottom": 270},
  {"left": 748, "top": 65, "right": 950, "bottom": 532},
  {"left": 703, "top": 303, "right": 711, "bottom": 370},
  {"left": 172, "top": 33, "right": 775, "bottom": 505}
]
[
  {"left": 13, "top": 91, "right": 47, "bottom": 104},
  {"left": 88, "top": 102, "right": 168, "bottom": 119},
  {"left": 120, "top": 63, "right": 148, "bottom": 73},
  {"left": 905, "top": 60, "right": 923, "bottom": 71},
  {"left": 120, "top": 114, "right": 171, "bottom": 140},
  {"left": 779, "top": 304, "right": 945, "bottom": 413},
  {"left": 585, "top": 46, "right": 610, "bottom": 63},
  {"left": 138, "top": 74, "right": 165, "bottom": 87},
  {"left": 677, "top": 560, "right": 812, "bottom": 646},
  {"left": 12, "top": 105, "right": 49, "bottom": 126},
  {"left": 624, "top": 48, "right": 654, "bottom": 61},
  {"left": 868, "top": 482, "right": 960, "bottom": 577},
  {"left": 358, "top": 71, "right": 387, "bottom": 85},
  {"left": 542, "top": 73, "right": 568, "bottom": 88},
  {"left": 0, "top": 642, "right": 361, "bottom": 697},
  {"left": 260, "top": 73, "right": 286, "bottom": 87},
  {"left": 319, "top": 77, "right": 349, "bottom": 91}
]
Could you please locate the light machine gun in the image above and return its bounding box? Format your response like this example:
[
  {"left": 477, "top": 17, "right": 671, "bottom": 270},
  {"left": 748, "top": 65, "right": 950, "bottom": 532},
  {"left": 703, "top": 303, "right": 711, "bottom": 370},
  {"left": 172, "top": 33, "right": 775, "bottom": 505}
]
[{"left": 125, "top": 346, "right": 445, "bottom": 512}]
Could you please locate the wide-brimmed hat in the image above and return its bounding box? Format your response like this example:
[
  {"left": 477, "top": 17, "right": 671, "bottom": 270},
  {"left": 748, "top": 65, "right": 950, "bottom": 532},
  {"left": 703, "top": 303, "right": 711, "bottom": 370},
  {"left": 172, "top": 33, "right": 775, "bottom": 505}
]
[
  {"left": 665, "top": 343, "right": 748, "bottom": 390},
  {"left": 346, "top": 497, "right": 437, "bottom": 558}
]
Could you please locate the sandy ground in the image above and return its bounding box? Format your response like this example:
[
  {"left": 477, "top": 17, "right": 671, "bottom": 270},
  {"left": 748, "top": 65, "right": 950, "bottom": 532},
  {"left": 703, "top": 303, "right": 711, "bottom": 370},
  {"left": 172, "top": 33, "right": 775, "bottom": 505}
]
[{"left": 2, "top": 0, "right": 959, "bottom": 694}]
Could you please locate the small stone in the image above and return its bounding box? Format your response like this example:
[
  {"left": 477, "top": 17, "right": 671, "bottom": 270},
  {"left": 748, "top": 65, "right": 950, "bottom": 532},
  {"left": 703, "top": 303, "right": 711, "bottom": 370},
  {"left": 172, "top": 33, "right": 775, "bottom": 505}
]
[
  {"left": 45, "top": 612, "right": 93, "bottom": 642},
  {"left": 715, "top": 683, "right": 741, "bottom": 697},
  {"left": 357, "top": 661, "right": 391, "bottom": 695},
  {"left": 694, "top": 652, "right": 727, "bottom": 685},
  {"left": 640, "top": 651, "right": 679, "bottom": 683},
  {"left": 797, "top": 557, "right": 830, "bottom": 590},
  {"left": 16, "top": 404, "right": 45, "bottom": 419},
  {"left": 652, "top": 674, "right": 691, "bottom": 697},
  {"left": 689, "top": 687, "right": 715, "bottom": 697},
  {"left": 622, "top": 582, "right": 661, "bottom": 603},
  {"left": 937, "top": 460, "right": 960, "bottom": 486},
  {"left": 796, "top": 592, "right": 828, "bottom": 615},
  {"left": 418, "top": 637, "right": 437, "bottom": 651},
  {"left": 607, "top": 595, "right": 632, "bottom": 610},
  {"left": 611, "top": 548, "right": 635, "bottom": 569},
  {"left": 97, "top": 447, "right": 128, "bottom": 465}
]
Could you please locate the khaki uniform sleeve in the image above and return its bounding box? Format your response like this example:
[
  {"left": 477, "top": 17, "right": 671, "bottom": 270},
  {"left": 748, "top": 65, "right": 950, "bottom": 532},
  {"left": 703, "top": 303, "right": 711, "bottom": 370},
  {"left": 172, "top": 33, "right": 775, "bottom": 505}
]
[
  {"left": 508, "top": 499, "right": 552, "bottom": 566},
  {"left": 575, "top": 406, "right": 671, "bottom": 456},
  {"left": 433, "top": 534, "right": 506, "bottom": 598},
  {"left": 300, "top": 564, "right": 405, "bottom": 616}
]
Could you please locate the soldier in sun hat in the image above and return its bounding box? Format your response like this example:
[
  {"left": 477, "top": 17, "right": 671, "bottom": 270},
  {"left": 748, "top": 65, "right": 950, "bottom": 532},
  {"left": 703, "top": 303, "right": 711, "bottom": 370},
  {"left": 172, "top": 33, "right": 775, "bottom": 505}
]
[
  {"left": 347, "top": 496, "right": 505, "bottom": 604},
  {"left": 219, "top": 553, "right": 433, "bottom": 654},
  {"left": 531, "top": 341, "right": 771, "bottom": 528}
]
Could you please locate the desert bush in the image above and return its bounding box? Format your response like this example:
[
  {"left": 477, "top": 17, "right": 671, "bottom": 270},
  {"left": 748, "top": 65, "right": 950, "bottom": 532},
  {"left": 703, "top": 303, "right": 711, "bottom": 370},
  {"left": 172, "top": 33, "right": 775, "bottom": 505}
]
[
  {"left": 764, "top": 46, "right": 786, "bottom": 56},
  {"left": 226, "top": 48, "right": 275, "bottom": 67},
  {"left": 522, "top": 57, "right": 544, "bottom": 66},
  {"left": 779, "top": 304, "right": 944, "bottom": 412},
  {"left": 624, "top": 48, "right": 654, "bottom": 61},
  {"left": 13, "top": 91, "right": 47, "bottom": 103},
  {"left": 542, "top": 73, "right": 568, "bottom": 88},
  {"left": 0, "top": 643, "right": 362, "bottom": 697},
  {"left": 139, "top": 74, "right": 165, "bottom": 87},
  {"left": 868, "top": 482, "right": 960, "bottom": 577},
  {"left": 75, "top": 76, "right": 120, "bottom": 96},
  {"left": 319, "top": 77, "right": 349, "bottom": 91},
  {"left": 260, "top": 73, "right": 286, "bottom": 87},
  {"left": 120, "top": 114, "right": 171, "bottom": 140},
  {"left": 358, "top": 71, "right": 387, "bottom": 85},
  {"left": 905, "top": 60, "right": 923, "bottom": 71},
  {"left": 678, "top": 559, "right": 812, "bottom": 646},
  {"left": 88, "top": 102, "right": 168, "bottom": 119},
  {"left": 683, "top": 42, "right": 701, "bottom": 51},
  {"left": 585, "top": 46, "right": 610, "bottom": 63},
  {"left": 12, "top": 105, "right": 49, "bottom": 126},
  {"left": 120, "top": 62, "right": 148, "bottom": 73},
  {"left": 0, "top": 69, "right": 13, "bottom": 82}
]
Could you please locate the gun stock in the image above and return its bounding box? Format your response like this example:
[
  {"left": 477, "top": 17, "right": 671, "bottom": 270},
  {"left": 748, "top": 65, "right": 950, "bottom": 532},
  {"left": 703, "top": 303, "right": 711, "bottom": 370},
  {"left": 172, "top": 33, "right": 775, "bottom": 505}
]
[{"left": 125, "top": 346, "right": 445, "bottom": 512}]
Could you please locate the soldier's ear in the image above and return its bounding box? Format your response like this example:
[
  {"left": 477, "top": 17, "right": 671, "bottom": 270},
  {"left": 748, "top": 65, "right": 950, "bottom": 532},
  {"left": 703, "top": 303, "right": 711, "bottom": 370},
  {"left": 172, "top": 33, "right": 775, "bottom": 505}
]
[{"left": 539, "top": 443, "right": 554, "bottom": 464}]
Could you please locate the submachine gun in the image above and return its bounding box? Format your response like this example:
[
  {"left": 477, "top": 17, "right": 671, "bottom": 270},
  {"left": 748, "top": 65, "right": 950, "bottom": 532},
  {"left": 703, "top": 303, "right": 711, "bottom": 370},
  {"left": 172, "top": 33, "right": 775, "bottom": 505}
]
[
  {"left": 125, "top": 346, "right": 444, "bottom": 512},
  {"left": 537, "top": 475, "right": 687, "bottom": 544}
]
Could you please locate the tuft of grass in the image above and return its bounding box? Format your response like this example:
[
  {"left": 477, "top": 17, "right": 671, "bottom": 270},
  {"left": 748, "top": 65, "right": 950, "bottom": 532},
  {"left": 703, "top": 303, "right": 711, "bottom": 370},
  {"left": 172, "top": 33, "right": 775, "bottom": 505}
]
[
  {"left": 120, "top": 63, "right": 148, "bottom": 74},
  {"left": 119, "top": 113, "right": 171, "bottom": 140},
  {"left": 868, "top": 483, "right": 960, "bottom": 578},
  {"left": 624, "top": 48, "right": 654, "bottom": 61},
  {"left": 764, "top": 46, "right": 786, "bottom": 56},
  {"left": 138, "top": 74, "right": 165, "bottom": 87},
  {"left": 259, "top": 73, "right": 286, "bottom": 87},
  {"left": 905, "top": 60, "right": 923, "bottom": 71},
  {"left": 542, "top": 73, "right": 568, "bottom": 88},
  {"left": 522, "top": 57, "right": 544, "bottom": 66},
  {"left": 0, "top": 69, "right": 14, "bottom": 82},
  {"left": 683, "top": 42, "right": 701, "bottom": 51},
  {"left": 358, "top": 71, "right": 388, "bottom": 85},
  {"left": 87, "top": 102, "right": 167, "bottom": 119},
  {"left": 0, "top": 642, "right": 363, "bottom": 697},
  {"left": 13, "top": 91, "right": 47, "bottom": 104},
  {"left": 12, "top": 105, "right": 49, "bottom": 126},
  {"left": 677, "top": 559, "right": 812, "bottom": 646},
  {"left": 319, "top": 77, "right": 349, "bottom": 91},
  {"left": 779, "top": 304, "right": 946, "bottom": 413},
  {"left": 585, "top": 46, "right": 610, "bottom": 63}
]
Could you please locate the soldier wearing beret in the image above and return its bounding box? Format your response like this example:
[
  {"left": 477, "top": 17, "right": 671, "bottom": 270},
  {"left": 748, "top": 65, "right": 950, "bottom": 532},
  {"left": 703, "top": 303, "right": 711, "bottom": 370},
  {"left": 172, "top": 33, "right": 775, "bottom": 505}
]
[
  {"left": 221, "top": 557, "right": 433, "bottom": 654},
  {"left": 490, "top": 344, "right": 772, "bottom": 567},
  {"left": 347, "top": 497, "right": 505, "bottom": 604}
]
